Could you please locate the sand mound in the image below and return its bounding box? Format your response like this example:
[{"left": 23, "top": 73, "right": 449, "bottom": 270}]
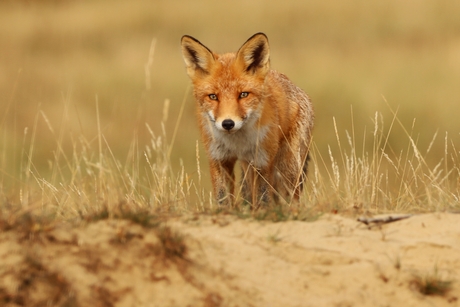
[{"left": 1, "top": 213, "right": 459, "bottom": 306}]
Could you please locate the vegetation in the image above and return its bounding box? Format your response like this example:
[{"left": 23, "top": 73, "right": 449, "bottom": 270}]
[
  {"left": 411, "top": 268, "right": 454, "bottom": 296},
  {"left": 1, "top": 0, "right": 460, "bottom": 222}
]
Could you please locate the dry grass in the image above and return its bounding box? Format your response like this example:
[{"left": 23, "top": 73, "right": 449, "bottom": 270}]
[
  {"left": 1, "top": 96, "right": 459, "bottom": 225},
  {"left": 410, "top": 267, "right": 454, "bottom": 297},
  {"left": 1, "top": 0, "right": 460, "bottom": 222},
  {"left": 305, "top": 105, "right": 460, "bottom": 214}
]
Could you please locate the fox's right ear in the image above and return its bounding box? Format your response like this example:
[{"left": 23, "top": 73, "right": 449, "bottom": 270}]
[
  {"left": 181, "top": 35, "right": 215, "bottom": 78},
  {"left": 236, "top": 33, "right": 270, "bottom": 76}
]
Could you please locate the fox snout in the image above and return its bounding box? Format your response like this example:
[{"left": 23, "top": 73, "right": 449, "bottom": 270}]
[
  {"left": 221, "top": 119, "right": 235, "bottom": 131},
  {"left": 207, "top": 108, "right": 247, "bottom": 133},
  {"left": 215, "top": 117, "right": 245, "bottom": 132}
]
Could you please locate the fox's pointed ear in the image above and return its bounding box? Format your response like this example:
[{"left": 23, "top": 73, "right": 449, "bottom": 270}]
[
  {"left": 181, "top": 35, "right": 215, "bottom": 78},
  {"left": 236, "top": 33, "right": 270, "bottom": 76}
]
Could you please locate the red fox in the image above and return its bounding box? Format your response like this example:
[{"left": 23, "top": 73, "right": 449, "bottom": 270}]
[{"left": 181, "top": 33, "right": 314, "bottom": 206}]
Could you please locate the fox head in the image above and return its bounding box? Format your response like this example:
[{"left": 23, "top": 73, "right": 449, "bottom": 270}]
[{"left": 181, "top": 33, "right": 270, "bottom": 133}]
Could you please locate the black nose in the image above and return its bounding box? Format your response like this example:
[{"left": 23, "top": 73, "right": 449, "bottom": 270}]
[{"left": 222, "top": 119, "right": 235, "bottom": 131}]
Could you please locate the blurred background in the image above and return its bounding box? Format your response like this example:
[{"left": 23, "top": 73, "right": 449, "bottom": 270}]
[{"left": 1, "top": 0, "right": 460, "bottom": 192}]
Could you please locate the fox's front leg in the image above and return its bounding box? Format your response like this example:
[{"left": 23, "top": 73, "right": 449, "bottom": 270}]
[
  {"left": 209, "top": 159, "right": 236, "bottom": 206},
  {"left": 241, "top": 161, "right": 274, "bottom": 207}
]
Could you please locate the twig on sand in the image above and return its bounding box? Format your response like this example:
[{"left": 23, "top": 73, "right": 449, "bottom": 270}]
[{"left": 357, "top": 214, "right": 413, "bottom": 226}]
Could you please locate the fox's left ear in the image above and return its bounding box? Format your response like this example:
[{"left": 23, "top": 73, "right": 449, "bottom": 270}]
[
  {"left": 236, "top": 33, "right": 270, "bottom": 76},
  {"left": 181, "top": 35, "right": 216, "bottom": 79}
]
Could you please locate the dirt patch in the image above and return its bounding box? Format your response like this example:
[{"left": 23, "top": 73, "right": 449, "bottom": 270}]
[{"left": 0, "top": 213, "right": 459, "bottom": 306}]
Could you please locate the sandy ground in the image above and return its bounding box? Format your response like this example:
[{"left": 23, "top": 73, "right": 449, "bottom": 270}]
[{"left": 0, "top": 212, "right": 459, "bottom": 306}]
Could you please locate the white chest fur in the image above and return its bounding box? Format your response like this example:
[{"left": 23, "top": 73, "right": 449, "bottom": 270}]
[{"left": 205, "top": 119, "right": 269, "bottom": 168}]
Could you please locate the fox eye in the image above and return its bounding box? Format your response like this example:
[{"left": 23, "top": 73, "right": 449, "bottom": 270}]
[
  {"left": 239, "top": 92, "right": 249, "bottom": 99},
  {"left": 208, "top": 94, "right": 218, "bottom": 100}
]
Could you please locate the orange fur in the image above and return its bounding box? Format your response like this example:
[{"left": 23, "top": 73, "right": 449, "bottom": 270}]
[{"left": 181, "top": 33, "right": 314, "bottom": 206}]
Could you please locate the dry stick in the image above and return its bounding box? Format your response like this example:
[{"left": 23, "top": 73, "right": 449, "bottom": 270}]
[
  {"left": 348, "top": 106, "right": 358, "bottom": 200},
  {"left": 373, "top": 105, "right": 398, "bottom": 206},
  {"left": 23, "top": 106, "right": 41, "bottom": 206},
  {"left": 1, "top": 70, "right": 22, "bottom": 186},
  {"left": 144, "top": 38, "right": 157, "bottom": 92},
  {"left": 167, "top": 85, "right": 190, "bottom": 160},
  {"left": 357, "top": 214, "right": 413, "bottom": 226},
  {"left": 95, "top": 96, "right": 107, "bottom": 207},
  {"left": 195, "top": 140, "right": 206, "bottom": 211},
  {"left": 311, "top": 142, "right": 335, "bottom": 196},
  {"left": 383, "top": 97, "right": 440, "bottom": 209},
  {"left": 383, "top": 97, "right": 434, "bottom": 178},
  {"left": 102, "top": 134, "right": 129, "bottom": 192},
  {"left": 41, "top": 93, "right": 72, "bottom": 186}
]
